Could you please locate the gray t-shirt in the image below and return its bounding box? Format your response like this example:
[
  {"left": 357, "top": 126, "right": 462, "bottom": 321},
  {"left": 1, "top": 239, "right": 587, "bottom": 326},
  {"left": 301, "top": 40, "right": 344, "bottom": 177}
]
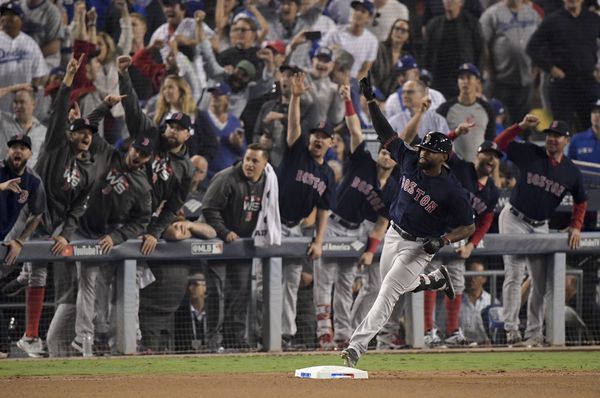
[
  {"left": 479, "top": 3, "right": 541, "bottom": 85},
  {"left": 444, "top": 101, "right": 490, "bottom": 162}
]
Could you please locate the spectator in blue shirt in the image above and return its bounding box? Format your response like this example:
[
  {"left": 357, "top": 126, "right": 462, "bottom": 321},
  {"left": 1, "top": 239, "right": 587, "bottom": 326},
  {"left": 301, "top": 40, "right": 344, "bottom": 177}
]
[{"left": 569, "top": 99, "right": 600, "bottom": 164}]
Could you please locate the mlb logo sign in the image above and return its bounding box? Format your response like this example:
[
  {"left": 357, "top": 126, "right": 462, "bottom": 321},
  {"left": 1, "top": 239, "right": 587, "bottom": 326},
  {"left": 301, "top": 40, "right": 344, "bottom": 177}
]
[
  {"left": 551, "top": 121, "right": 558, "bottom": 129},
  {"left": 141, "top": 137, "right": 150, "bottom": 147}
]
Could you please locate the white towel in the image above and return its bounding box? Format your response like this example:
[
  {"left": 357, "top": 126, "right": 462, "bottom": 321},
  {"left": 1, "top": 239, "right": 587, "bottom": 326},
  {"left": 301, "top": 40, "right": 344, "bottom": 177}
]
[{"left": 253, "top": 163, "right": 282, "bottom": 247}]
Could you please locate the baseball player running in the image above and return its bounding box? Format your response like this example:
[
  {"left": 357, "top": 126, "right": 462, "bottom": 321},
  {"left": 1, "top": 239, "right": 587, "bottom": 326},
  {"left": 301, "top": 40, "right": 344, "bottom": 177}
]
[
  {"left": 494, "top": 115, "right": 587, "bottom": 347},
  {"left": 341, "top": 77, "right": 475, "bottom": 368},
  {"left": 314, "top": 85, "right": 396, "bottom": 350},
  {"left": 277, "top": 72, "right": 336, "bottom": 349}
]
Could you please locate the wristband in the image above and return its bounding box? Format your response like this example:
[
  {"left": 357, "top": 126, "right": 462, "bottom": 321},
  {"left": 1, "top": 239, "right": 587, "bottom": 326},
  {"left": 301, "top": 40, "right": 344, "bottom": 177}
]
[
  {"left": 365, "top": 237, "right": 381, "bottom": 254},
  {"left": 447, "top": 131, "right": 458, "bottom": 140},
  {"left": 14, "top": 239, "right": 24, "bottom": 248},
  {"left": 344, "top": 100, "right": 355, "bottom": 117}
]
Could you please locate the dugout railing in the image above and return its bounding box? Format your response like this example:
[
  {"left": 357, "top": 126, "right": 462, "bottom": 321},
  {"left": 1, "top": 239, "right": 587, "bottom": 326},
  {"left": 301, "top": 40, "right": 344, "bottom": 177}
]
[{"left": 2, "top": 233, "right": 600, "bottom": 354}]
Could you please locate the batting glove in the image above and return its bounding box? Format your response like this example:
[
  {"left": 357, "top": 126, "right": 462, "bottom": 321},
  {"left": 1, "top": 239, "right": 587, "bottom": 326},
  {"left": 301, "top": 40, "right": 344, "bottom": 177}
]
[{"left": 422, "top": 237, "right": 445, "bottom": 255}]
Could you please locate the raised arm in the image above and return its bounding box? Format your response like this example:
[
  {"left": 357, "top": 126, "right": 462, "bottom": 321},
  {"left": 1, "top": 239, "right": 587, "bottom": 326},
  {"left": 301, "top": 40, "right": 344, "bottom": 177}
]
[
  {"left": 287, "top": 72, "right": 309, "bottom": 147},
  {"left": 44, "top": 55, "right": 84, "bottom": 151},
  {"left": 340, "top": 84, "right": 363, "bottom": 153},
  {"left": 399, "top": 96, "right": 431, "bottom": 144},
  {"left": 359, "top": 77, "right": 397, "bottom": 146},
  {"left": 494, "top": 114, "right": 539, "bottom": 152},
  {"left": 116, "top": 55, "right": 156, "bottom": 140}
]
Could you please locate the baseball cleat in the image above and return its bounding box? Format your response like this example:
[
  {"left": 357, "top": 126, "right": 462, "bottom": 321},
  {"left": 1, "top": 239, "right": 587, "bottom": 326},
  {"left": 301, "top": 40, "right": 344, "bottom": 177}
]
[
  {"left": 444, "top": 329, "right": 477, "bottom": 348},
  {"left": 424, "top": 328, "right": 445, "bottom": 348},
  {"left": 438, "top": 265, "right": 456, "bottom": 300},
  {"left": 341, "top": 347, "right": 359, "bottom": 368},
  {"left": 17, "top": 336, "right": 45, "bottom": 358},
  {"left": 506, "top": 330, "right": 522, "bottom": 346}
]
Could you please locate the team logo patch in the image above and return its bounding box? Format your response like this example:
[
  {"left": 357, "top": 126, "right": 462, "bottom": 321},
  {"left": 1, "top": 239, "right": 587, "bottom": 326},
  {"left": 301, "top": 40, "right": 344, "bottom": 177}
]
[{"left": 17, "top": 189, "right": 29, "bottom": 204}]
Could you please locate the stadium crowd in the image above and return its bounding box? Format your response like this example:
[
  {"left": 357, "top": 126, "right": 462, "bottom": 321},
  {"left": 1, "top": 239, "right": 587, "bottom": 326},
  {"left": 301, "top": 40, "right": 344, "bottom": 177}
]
[{"left": 0, "top": 0, "right": 599, "bottom": 358}]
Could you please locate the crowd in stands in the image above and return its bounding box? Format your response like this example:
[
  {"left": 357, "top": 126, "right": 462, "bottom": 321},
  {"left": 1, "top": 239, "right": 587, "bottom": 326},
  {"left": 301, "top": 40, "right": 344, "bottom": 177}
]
[{"left": 0, "top": 0, "right": 599, "bottom": 358}]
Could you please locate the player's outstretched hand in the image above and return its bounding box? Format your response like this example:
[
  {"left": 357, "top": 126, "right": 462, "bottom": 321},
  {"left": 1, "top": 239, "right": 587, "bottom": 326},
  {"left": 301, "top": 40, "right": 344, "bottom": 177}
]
[
  {"left": 422, "top": 237, "right": 445, "bottom": 255},
  {"left": 518, "top": 114, "right": 539, "bottom": 130},
  {"left": 359, "top": 76, "right": 374, "bottom": 102}
]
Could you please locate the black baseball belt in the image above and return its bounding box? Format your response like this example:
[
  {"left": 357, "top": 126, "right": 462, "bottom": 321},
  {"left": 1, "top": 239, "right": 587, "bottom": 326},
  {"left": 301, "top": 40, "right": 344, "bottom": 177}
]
[
  {"left": 330, "top": 213, "right": 361, "bottom": 230},
  {"left": 509, "top": 207, "right": 547, "bottom": 227},
  {"left": 390, "top": 221, "right": 428, "bottom": 242}
]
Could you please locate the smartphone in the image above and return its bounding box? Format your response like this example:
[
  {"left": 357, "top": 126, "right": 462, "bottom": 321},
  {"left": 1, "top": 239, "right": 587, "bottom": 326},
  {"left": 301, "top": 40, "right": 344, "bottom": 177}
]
[{"left": 304, "top": 31, "right": 322, "bottom": 41}]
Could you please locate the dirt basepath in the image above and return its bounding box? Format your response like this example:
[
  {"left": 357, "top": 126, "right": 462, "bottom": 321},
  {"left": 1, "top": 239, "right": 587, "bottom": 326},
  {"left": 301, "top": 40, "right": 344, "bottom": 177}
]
[{"left": 2, "top": 371, "right": 599, "bottom": 398}]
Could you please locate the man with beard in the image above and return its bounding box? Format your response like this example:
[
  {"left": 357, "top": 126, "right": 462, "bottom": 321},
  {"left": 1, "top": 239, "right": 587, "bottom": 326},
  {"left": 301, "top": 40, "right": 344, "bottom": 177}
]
[
  {"left": 8, "top": 56, "right": 98, "bottom": 358},
  {"left": 315, "top": 84, "right": 396, "bottom": 350},
  {"left": 252, "top": 64, "right": 318, "bottom": 167},
  {"left": 341, "top": 77, "right": 474, "bottom": 368},
  {"left": 195, "top": 16, "right": 275, "bottom": 118},
  {"left": 0, "top": 134, "right": 45, "bottom": 270},
  {"left": 494, "top": 115, "right": 587, "bottom": 347},
  {"left": 116, "top": 55, "right": 194, "bottom": 256},
  {"left": 278, "top": 72, "right": 336, "bottom": 350}
]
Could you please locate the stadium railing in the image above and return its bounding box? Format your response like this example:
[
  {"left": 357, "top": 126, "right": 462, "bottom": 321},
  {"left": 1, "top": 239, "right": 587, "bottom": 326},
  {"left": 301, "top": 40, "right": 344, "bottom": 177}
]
[{"left": 2, "top": 232, "right": 600, "bottom": 353}]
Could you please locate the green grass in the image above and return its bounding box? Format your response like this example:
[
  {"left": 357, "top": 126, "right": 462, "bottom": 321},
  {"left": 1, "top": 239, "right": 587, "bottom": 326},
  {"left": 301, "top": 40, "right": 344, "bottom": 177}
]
[{"left": 1, "top": 351, "right": 599, "bottom": 377}]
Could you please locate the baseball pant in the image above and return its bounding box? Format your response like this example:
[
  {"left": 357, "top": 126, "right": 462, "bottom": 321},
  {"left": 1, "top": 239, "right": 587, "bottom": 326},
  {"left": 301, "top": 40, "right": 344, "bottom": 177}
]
[
  {"left": 75, "top": 260, "right": 118, "bottom": 344},
  {"left": 499, "top": 204, "right": 549, "bottom": 338},
  {"left": 351, "top": 261, "right": 381, "bottom": 329},
  {"left": 205, "top": 263, "right": 226, "bottom": 350},
  {"left": 46, "top": 303, "right": 76, "bottom": 357},
  {"left": 46, "top": 262, "right": 77, "bottom": 357},
  {"left": 281, "top": 224, "right": 307, "bottom": 337},
  {"left": 348, "top": 226, "right": 434, "bottom": 356},
  {"left": 314, "top": 218, "right": 363, "bottom": 342}
]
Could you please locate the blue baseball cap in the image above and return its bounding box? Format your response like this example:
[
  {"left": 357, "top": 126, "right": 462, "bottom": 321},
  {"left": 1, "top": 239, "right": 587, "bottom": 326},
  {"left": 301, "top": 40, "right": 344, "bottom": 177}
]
[
  {"left": 490, "top": 98, "right": 505, "bottom": 116},
  {"left": 457, "top": 63, "right": 481, "bottom": 79},
  {"left": 0, "top": 2, "right": 24, "bottom": 19},
  {"left": 395, "top": 55, "right": 419, "bottom": 73},
  {"left": 351, "top": 0, "right": 374, "bottom": 15},
  {"left": 208, "top": 82, "right": 232, "bottom": 96},
  {"left": 592, "top": 98, "right": 600, "bottom": 111}
]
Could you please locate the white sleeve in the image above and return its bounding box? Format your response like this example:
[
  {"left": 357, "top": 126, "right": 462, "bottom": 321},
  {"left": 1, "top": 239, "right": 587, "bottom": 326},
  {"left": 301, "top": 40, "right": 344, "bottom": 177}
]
[{"left": 30, "top": 39, "right": 49, "bottom": 79}]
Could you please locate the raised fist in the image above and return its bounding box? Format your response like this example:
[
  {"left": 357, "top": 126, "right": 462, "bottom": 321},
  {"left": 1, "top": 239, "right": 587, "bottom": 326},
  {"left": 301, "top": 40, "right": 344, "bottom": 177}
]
[
  {"left": 518, "top": 114, "right": 540, "bottom": 130},
  {"left": 116, "top": 55, "right": 132, "bottom": 73},
  {"left": 360, "top": 76, "right": 374, "bottom": 102}
]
